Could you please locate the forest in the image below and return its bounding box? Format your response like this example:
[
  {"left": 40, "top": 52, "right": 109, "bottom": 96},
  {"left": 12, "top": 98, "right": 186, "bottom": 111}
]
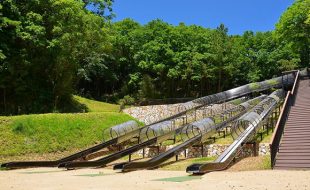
[{"left": 0, "top": 0, "right": 309, "bottom": 115}]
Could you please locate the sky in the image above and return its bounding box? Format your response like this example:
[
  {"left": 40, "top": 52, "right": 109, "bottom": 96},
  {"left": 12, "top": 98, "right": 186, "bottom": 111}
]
[{"left": 111, "top": 0, "right": 294, "bottom": 35}]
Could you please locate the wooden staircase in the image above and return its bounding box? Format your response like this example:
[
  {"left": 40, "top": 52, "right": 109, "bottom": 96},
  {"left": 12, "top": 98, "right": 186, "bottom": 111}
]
[{"left": 274, "top": 79, "right": 310, "bottom": 169}]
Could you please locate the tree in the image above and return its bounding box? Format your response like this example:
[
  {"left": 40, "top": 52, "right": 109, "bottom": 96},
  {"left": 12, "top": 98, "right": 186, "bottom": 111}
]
[
  {"left": 275, "top": 0, "right": 310, "bottom": 67},
  {"left": 82, "top": 0, "right": 114, "bottom": 19},
  {"left": 0, "top": 0, "right": 110, "bottom": 114}
]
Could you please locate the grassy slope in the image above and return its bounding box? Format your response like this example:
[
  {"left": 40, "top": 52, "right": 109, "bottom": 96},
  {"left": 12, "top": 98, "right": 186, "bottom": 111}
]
[
  {"left": 73, "top": 95, "right": 120, "bottom": 112},
  {"left": 0, "top": 97, "right": 135, "bottom": 160}
]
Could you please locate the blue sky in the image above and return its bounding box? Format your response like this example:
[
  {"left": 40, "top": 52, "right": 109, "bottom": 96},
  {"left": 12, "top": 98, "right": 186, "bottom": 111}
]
[{"left": 111, "top": 0, "right": 294, "bottom": 35}]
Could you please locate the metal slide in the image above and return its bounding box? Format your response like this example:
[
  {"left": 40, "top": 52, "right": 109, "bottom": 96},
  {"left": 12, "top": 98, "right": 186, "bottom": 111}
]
[
  {"left": 134, "top": 73, "right": 296, "bottom": 126},
  {"left": 60, "top": 98, "right": 246, "bottom": 169},
  {"left": 186, "top": 90, "right": 285, "bottom": 174},
  {"left": 113, "top": 96, "right": 265, "bottom": 171},
  {"left": 1, "top": 121, "right": 141, "bottom": 169},
  {"left": 60, "top": 121, "right": 184, "bottom": 169},
  {"left": 1, "top": 72, "right": 298, "bottom": 169}
]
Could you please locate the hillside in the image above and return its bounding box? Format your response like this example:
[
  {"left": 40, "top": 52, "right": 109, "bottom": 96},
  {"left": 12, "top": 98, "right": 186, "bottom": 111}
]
[
  {"left": 73, "top": 95, "right": 120, "bottom": 112},
  {"left": 0, "top": 97, "right": 136, "bottom": 162}
]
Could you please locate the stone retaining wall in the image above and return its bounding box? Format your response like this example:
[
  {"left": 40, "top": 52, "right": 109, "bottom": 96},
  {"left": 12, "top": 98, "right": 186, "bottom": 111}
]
[
  {"left": 132, "top": 143, "right": 270, "bottom": 158},
  {"left": 123, "top": 103, "right": 235, "bottom": 124}
]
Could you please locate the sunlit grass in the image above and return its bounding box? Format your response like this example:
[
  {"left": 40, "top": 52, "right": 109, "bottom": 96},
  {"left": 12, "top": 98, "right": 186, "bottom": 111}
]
[
  {"left": 74, "top": 95, "right": 120, "bottom": 112},
  {"left": 159, "top": 156, "right": 216, "bottom": 171},
  {"left": 0, "top": 112, "right": 134, "bottom": 158}
]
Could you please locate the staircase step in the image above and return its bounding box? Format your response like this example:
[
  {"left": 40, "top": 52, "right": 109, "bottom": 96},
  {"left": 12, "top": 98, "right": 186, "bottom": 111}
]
[
  {"left": 279, "top": 146, "right": 310, "bottom": 150},
  {"left": 281, "top": 136, "right": 310, "bottom": 140},
  {"left": 282, "top": 134, "right": 310, "bottom": 138},
  {"left": 290, "top": 106, "right": 310, "bottom": 109},
  {"left": 278, "top": 149, "right": 310, "bottom": 153},
  {"left": 277, "top": 152, "right": 310, "bottom": 156},
  {"left": 276, "top": 160, "right": 310, "bottom": 164},
  {"left": 287, "top": 112, "right": 310, "bottom": 116},
  {"left": 285, "top": 122, "right": 310, "bottom": 126},
  {"left": 280, "top": 143, "right": 310, "bottom": 147},
  {"left": 283, "top": 128, "right": 310, "bottom": 132},
  {"left": 277, "top": 155, "right": 310, "bottom": 160},
  {"left": 274, "top": 164, "right": 310, "bottom": 169},
  {"left": 287, "top": 115, "right": 310, "bottom": 118}
]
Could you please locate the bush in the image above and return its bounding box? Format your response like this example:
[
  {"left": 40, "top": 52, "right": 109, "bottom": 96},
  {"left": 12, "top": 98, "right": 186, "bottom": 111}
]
[{"left": 118, "top": 95, "right": 136, "bottom": 106}]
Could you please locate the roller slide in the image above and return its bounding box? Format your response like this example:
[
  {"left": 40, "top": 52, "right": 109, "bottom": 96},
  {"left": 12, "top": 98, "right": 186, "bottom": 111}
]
[
  {"left": 114, "top": 110, "right": 245, "bottom": 171},
  {"left": 114, "top": 135, "right": 201, "bottom": 171},
  {"left": 61, "top": 137, "right": 157, "bottom": 169},
  {"left": 61, "top": 126, "right": 185, "bottom": 169},
  {"left": 1, "top": 138, "right": 118, "bottom": 169},
  {"left": 186, "top": 125, "right": 253, "bottom": 174},
  {"left": 187, "top": 90, "right": 284, "bottom": 174}
]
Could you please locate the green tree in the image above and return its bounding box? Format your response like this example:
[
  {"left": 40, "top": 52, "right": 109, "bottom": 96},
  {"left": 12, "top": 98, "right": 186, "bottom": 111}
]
[
  {"left": 275, "top": 0, "right": 310, "bottom": 67},
  {"left": 0, "top": 0, "right": 111, "bottom": 114}
]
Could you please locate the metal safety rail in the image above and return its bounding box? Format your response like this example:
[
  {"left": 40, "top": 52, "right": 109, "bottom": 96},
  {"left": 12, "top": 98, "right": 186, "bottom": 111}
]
[
  {"left": 113, "top": 96, "right": 266, "bottom": 171},
  {"left": 1, "top": 120, "right": 141, "bottom": 169},
  {"left": 186, "top": 90, "right": 285, "bottom": 174}
]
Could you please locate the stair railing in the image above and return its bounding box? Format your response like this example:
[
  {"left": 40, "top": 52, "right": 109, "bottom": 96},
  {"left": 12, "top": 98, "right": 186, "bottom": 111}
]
[{"left": 270, "top": 70, "right": 299, "bottom": 168}]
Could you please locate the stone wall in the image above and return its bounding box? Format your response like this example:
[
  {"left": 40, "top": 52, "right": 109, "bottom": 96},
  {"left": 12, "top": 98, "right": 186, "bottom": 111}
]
[
  {"left": 123, "top": 103, "right": 235, "bottom": 124},
  {"left": 132, "top": 143, "right": 270, "bottom": 158},
  {"left": 258, "top": 143, "right": 270, "bottom": 156}
]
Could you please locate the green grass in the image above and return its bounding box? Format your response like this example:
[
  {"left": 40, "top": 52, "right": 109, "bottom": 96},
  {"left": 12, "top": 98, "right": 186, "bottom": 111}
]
[
  {"left": 0, "top": 112, "right": 134, "bottom": 158},
  {"left": 266, "top": 79, "right": 279, "bottom": 86},
  {"left": 249, "top": 82, "right": 261, "bottom": 90},
  {"left": 74, "top": 95, "right": 120, "bottom": 112},
  {"left": 160, "top": 157, "right": 216, "bottom": 171},
  {"left": 230, "top": 98, "right": 244, "bottom": 105},
  {"left": 261, "top": 155, "right": 271, "bottom": 169},
  {"left": 153, "top": 175, "right": 202, "bottom": 182}
]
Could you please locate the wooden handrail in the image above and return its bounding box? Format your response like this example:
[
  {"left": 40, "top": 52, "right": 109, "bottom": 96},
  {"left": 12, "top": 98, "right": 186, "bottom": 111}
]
[
  {"left": 269, "top": 91, "right": 291, "bottom": 144},
  {"left": 269, "top": 70, "right": 300, "bottom": 168},
  {"left": 282, "top": 70, "right": 299, "bottom": 75},
  {"left": 291, "top": 70, "right": 300, "bottom": 95}
]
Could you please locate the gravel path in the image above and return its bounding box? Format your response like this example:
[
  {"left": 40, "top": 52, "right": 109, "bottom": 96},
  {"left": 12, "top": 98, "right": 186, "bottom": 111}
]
[{"left": 1, "top": 168, "right": 309, "bottom": 190}]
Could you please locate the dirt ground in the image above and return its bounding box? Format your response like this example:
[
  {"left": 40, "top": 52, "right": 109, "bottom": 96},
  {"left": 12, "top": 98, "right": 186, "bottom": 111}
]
[{"left": 1, "top": 168, "right": 310, "bottom": 190}]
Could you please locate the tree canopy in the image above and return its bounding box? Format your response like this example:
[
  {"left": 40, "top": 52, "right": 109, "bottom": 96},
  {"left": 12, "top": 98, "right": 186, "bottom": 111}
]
[{"left": 0, "top": 0, "right": 309, "bottom": 115}]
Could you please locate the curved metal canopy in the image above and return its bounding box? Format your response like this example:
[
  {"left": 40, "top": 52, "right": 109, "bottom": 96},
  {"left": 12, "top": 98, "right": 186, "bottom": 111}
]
[
  {"left": 231, "top": 90, "right": 284, "bottom": 140},
  {"left": 104, "top": 120, "right": 139, "bottom": 139}
]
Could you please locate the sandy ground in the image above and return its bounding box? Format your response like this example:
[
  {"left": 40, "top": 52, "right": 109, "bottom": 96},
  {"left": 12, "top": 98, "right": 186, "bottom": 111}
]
[{"left": 1, "top": 168, "right": 310, "bottom": 190}]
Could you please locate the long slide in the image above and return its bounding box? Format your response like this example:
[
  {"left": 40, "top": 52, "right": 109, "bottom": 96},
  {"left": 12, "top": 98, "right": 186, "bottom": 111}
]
[
  {"left": 1, "top": 71, "right": 300, "bottom": 170},
  {"left": 186, "top": 90, "right": 284, "bottom": 174},
  {"left": 1, "top": 121, "right": 141, "bottom": 169},
  {"left": 113, "top": 96, "right": 265, "bottom": 171}
]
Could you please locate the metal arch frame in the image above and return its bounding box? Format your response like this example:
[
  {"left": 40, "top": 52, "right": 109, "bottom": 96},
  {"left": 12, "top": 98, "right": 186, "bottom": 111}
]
[
  {"left": 186, "top": 90, "right": 286, "bottom": 174},
  {"left": 139, "top": 120, "right": 174, "bottom": 143},
  {"left": 230, "top": 90, "right": 284, "bottom": 141},
  {"left": 172, "top": 73, "right": 294, "bottom": 119},
  {"left": 136, "top": 73, "right": 298, "bottom": 137},
  {"left": 180, "top": 95, "right": 266, "bottom": 142},
  {"left": 103, "top": 120, "right": 139, "bottom": 140},
  {"left": 181, "top": 118, "right": 216, "bottom": 141}
]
